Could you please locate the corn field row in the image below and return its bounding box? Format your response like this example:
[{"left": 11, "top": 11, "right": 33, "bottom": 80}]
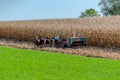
[{"left": 0, "top": 16, "right": 120, "bottom": 48}]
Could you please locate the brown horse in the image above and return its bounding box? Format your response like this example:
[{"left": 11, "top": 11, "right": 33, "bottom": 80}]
[
  {"left": 34, "top": 36, "right": 46, "bottom": 48},
  {"left": 34, "top": 36, "right": 40, "bottom": 48}
]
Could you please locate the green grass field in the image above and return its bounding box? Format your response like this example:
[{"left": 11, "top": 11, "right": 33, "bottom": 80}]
[{"left": 0, "top": 46, "right": 120, "bottom": 80}]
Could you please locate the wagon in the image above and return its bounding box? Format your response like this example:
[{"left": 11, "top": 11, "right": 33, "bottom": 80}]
[{"left": 67, "top": 37, "right": 86, "bottom": 47}]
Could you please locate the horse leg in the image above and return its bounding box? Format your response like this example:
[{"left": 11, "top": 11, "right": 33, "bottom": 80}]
[{"left": 44, "top": 39, "right": 46, "bottom": 47}]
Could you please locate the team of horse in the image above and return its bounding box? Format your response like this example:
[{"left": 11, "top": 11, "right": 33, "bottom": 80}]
[{"left": 34, "top": 36, "right": 68, "bottom": 48}]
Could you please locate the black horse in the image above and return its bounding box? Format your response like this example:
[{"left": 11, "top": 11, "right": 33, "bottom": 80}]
[{"left": 45, "top": 37, "right": 51, "bottom": 46}]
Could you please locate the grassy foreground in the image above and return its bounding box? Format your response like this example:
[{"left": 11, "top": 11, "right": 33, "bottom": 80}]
[{"left": 0, "top": 46, "right": 120, "bottom": 80}]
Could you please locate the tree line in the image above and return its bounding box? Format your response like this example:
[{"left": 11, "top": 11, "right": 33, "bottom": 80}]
[{"left": 79, "top": 0, "right": 120, "bottom": 18}]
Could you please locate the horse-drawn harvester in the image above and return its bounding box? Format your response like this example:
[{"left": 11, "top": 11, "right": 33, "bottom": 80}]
[{"left": 34, "top": 34, "right": 86, "bottom": 48}]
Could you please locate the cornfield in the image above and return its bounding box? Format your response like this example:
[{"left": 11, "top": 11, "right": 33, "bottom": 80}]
[{"left": 0, "top": 16, "right": 120, "bottom": 48}]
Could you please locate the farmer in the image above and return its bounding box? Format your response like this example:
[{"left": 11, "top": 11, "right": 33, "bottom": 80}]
[{"left": 54, "top": 35, "right": 60, "bottom": 47}]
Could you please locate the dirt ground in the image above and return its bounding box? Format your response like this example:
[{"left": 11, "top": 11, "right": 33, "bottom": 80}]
[{"left": 0, "top": 38, "right": 120, "bottom": 60}]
